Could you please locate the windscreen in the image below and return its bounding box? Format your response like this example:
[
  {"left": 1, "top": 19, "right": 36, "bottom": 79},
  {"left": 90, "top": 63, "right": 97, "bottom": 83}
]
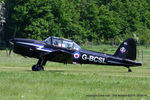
[{"left": 45, "top": 37, "right": 81, "bottom": 50}]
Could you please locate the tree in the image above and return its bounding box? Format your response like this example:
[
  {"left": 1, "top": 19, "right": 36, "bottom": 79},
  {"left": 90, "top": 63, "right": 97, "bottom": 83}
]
[{"left": 4, "top": 0, "right": 150, "bottom": 45}]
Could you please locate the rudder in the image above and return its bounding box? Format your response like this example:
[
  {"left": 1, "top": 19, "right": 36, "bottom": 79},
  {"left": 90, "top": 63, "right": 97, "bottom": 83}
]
[{"left": 114, "top": 38, "right": 136, "bottom": 60}]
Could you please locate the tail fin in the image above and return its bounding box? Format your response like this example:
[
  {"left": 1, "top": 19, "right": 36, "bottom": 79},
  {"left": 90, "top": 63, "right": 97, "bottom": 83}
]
[{"left": 114, "top": 38, "right": 136, "bottom": 60}]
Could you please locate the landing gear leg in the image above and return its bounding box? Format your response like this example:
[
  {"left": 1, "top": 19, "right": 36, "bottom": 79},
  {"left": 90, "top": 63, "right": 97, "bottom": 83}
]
[{"left": 32, "top": 58, "right": 47, "bottom": 71}]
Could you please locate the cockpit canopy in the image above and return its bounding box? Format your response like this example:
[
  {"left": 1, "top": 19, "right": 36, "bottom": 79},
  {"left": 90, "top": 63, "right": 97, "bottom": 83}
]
[{"left": 44, "top": 36, "right": 81, "bottom": 50}]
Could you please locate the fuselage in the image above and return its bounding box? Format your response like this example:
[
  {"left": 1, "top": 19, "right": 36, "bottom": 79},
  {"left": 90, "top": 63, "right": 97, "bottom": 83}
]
[{"left": 11, "top": 38, "right": 141, "bottom": 67}]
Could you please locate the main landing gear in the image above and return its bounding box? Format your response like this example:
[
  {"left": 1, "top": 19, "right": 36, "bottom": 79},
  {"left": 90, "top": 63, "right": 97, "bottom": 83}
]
[{"left": 32, "top": 58, "right": 47, "bottom": 71}]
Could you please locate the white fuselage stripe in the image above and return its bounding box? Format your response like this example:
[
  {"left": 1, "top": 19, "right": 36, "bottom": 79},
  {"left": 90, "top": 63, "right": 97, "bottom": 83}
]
[{"left": 17, "top": 42, "right": 52, "bottom": 52}]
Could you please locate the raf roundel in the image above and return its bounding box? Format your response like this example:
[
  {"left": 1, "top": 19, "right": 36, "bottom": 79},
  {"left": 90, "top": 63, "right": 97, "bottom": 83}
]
[
  {"left": 120, "top": 47, "right": 126, "bottom": 53},
  {"left": 73, "top": 52, "right": 80, "bottom": 59}
]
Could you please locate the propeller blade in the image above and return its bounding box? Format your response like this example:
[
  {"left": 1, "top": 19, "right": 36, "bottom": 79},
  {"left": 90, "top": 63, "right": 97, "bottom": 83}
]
[
  {"left": 13, "top": 26, "right": 17, "bottom": 39},
  {"left": 8, "top": 39, "right": 14, "bottom": 56},
  {"left": 7, "top": 26, "right": 17, "bottom": 56},
  {"left": 9, "top": 45, "right": 12, "bottom": 56}
]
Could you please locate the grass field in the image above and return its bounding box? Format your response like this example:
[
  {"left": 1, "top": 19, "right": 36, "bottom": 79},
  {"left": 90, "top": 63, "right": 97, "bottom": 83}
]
[{"left": 0, "top": 45, "right": 150, "bottom": 100}]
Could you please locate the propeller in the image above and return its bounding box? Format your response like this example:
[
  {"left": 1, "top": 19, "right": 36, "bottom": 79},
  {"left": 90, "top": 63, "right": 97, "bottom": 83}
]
[
  {"left": 8, "top": 26, "right": 17, "bottom": 56},
  {"left": 9, "top": 40, "right": 14, "bottom": 55}
]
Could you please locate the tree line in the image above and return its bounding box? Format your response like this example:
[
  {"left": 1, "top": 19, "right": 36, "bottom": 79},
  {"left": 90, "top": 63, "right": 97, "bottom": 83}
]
[{"left": 2, "top": 0, "right": 150, "bottom": 45}]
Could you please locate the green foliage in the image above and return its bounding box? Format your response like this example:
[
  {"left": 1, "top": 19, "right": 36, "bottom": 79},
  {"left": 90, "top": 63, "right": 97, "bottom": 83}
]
[{"left": 3, "top": 0, "right": 150, "bottom": 45}]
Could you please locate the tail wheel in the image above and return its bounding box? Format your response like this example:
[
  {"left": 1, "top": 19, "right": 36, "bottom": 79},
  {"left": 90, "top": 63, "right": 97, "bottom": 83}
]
[{"left": 128, "top": 68, "right": 132, "bottom": 72}]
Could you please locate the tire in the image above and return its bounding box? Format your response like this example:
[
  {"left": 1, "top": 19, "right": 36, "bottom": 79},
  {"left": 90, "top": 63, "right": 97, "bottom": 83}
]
[
  {"left": 128, "top": 69, "right": 132, "bottom": 72},
  {"left": 32, "top": 65, "right": 44, "bottom": 71},
  {"left": 32, "top": 65, "right": 37, "bottom": 71},
  {"left": 37, "top": 66, "right": 44, "bottom": 71}
]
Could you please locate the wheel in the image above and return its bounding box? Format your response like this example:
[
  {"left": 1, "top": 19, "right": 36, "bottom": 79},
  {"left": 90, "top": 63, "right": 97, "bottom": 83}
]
[
  {"left": 128, "top": 68, "right": 132, "bottom": 72},
  {"left": 32, "top": 65, "right": 44, "bottom": 71},
  {"left": 32, "top": 65, "right": 37, "bottom": 71},
  {"left": 37, "top": 66, "right": 44, "bottom": 71}
]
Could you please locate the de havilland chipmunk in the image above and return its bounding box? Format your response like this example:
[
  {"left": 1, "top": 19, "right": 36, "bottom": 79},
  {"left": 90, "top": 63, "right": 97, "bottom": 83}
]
[{"left": 9, "top": 36, "right": 142, "bottom": 72}]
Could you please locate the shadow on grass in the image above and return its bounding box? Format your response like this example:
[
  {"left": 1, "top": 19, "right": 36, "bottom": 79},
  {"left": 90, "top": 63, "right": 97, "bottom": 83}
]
[{"left": 43, "top": 69, "right": 128, "bottom": 73}]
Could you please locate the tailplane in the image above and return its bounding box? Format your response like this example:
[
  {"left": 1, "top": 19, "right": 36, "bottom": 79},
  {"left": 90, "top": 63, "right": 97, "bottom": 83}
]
[{"left": 114, "top": 38, "right": 136, "bottom": 60}]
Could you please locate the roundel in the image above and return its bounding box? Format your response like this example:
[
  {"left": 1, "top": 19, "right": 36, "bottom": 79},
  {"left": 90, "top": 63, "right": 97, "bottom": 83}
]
[
  {"left": 120, "top": 47, "right": 126, "bottom": 53},
  {"left": 73, "top": 52, "right": 80, "bottom": 59}
]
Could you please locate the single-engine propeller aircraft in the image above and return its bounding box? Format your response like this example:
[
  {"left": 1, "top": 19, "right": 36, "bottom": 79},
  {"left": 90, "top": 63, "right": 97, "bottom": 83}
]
[{"left": 9, "top": 36, "right": 142, "bottom": 72}]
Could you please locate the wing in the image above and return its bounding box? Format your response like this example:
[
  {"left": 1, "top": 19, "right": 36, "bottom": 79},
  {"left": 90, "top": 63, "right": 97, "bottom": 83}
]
[{"left": 40, "top": 50, "right": 73, "bottom": 64}]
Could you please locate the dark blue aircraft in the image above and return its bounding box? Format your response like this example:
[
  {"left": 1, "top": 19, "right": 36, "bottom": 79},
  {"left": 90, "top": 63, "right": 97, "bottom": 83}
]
[{"left": 9, "top": 36, "right": 142, "bottom": 72}]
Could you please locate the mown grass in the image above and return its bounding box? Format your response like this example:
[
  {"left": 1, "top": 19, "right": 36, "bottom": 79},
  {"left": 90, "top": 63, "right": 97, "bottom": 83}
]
[{"left": 0, "top": 45, "right": 150, "bottom": 100}]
